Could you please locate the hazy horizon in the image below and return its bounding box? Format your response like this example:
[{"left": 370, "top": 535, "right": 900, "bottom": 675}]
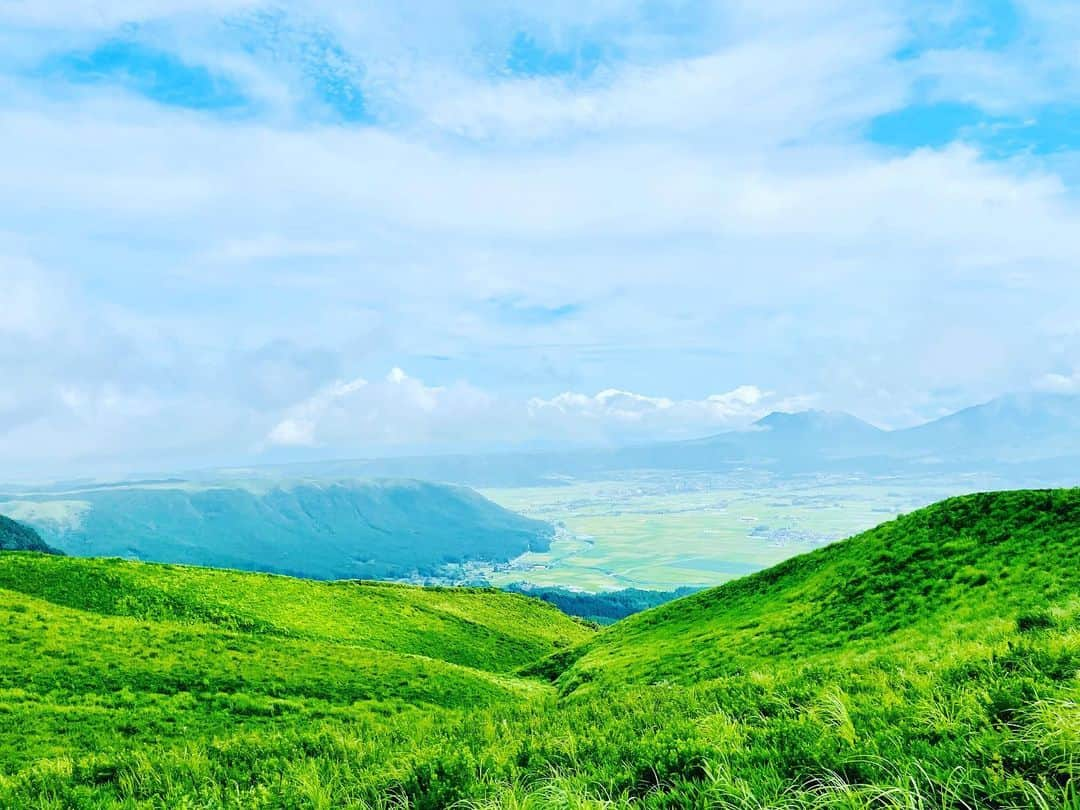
[{"left": 6, "top": 386, "right": 1080, "bottom": 486}]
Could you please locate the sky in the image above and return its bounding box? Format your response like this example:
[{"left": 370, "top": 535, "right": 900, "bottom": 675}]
[{"left": 3, "top": 0, "right": 1080, "bottom": 477}]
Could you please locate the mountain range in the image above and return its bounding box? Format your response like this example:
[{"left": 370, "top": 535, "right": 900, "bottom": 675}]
[
  {"left": 630, "top": 391, "right": 1080, "bottom": 474},
  {"left": 203, "top": 390, "right": 1080, "bottom": 486}
]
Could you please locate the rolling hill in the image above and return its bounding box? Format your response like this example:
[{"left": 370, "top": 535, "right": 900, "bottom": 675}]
[
  {"left": 0, "top": 554, "right": 592, "bottom": 674},
  {"left": 0, "top": 490, "right": 1077, "bottom": 808},
  {"left": 0, "top": 479, "right": 553, "bottom": 579},
  {"left": 557, "top": 488, "right": 1080, "bottom": 694}
]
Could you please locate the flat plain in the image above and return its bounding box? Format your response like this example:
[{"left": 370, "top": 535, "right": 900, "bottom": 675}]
[{"left": 479, "top": 470, "right": 1007, "bottom": 590}]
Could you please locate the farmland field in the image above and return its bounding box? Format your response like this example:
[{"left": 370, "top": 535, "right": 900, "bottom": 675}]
[{"left": 478, "top": 470, "right": 1005, "bottom": 590}]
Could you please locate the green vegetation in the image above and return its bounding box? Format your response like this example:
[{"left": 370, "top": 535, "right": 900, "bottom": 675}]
[
  {"left": 1, "top": 490, "right": 1078, "bottom": 808},
  {"left": 560, "top": 488, "right": 1080, "bottom": 692},
  {"left": 1, "top": 479, "right": 553, "bottom": 579},
  {"left": 504, "top": 583, "right": 700, "bottom": 624},
  {"left": 0, "top": 555, "right": 591, "bottom": 674},
  {"left": 0, "top": 514, "right": 60, "bottom": 554}
]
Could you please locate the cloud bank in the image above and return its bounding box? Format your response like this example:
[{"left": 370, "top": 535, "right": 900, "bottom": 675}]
[{"left": 261, "top": 370, "right": 801, "bottom": 457}]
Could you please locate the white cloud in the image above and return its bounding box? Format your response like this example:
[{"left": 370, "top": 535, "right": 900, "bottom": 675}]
[
  {"left": 0, "top": 1, "right": 261, "bottom": 28},
  {"left": 0, "top": 255, "right": 348, "bottom": 477},
  {"left": 209, "top": 235, "right": 360, "bottom": 263},
  {"left": 265, "top": 369, "right": 501, "bottom": 453},
  {"left": 413, "top": 17, "right": 905, "bottom": 143},
  {"left": 528, "top": 384, "right": 811, "bottom": 439},
  {"left": 264, "top": 373, "right": 809, "bottom": 454},
  {"left": 1036, "top": 370, "right": 1080, "bottom": 393},
  {"left": 266, "top": 377, "right": 368, "bottom": 448},
  {"left": 0, "top": 257, "right": 63, "bottom": 340},
  {"left": 3, "top": 1, "right": 1080, "bottom": 475},
  {"left": 909, "top": 1, "right": 1080, "bottom": 115}
]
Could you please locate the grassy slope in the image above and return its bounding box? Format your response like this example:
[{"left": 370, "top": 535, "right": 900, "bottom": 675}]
[
  {"left": 0, "top": 555, "right": 592, "bottom": 804},
  {"left": 0, "top": 490, "right": 1077, "bottom": 809},
  {"left": 0, "top": 588, "right": 520, "bottom": 768},
  {"left": 0, "top": 554, "right": 592, "bottom": 674},
  {"left": 561, "top": 489, "right": 1080, "bottom": 694}
]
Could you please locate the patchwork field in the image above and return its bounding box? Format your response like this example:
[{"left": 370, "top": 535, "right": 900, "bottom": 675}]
[{"left": 480, "top": 471, "right": 1005, "bottom": 590}]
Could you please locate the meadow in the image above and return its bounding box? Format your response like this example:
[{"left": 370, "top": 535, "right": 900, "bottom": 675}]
[{"left": 0, "top": 489, "right": 1077, "bottom": 809}]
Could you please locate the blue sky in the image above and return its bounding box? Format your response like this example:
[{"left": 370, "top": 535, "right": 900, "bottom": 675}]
[{"left": 3, "top": 1, "right": 1080, "bottom": 476}]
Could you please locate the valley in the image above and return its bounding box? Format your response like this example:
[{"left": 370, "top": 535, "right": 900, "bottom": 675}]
[{"left": 475, "top": 469, "right": 1009, "bottom": 591}]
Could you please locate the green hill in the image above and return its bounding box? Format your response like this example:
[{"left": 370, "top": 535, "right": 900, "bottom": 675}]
[
  {"left": 0, "top": 514, "right": 59, "bottom": 554},
  {"left": 0, "top": 490, "right": 1077, "bottom": 809},
  {"left": 0, "top": 478, "right": 552, "bottom": 579},
  {"left": 0, "top": 554, "right": 592, "bottom": 675},
  {"left": 0, "top": 554, "right": 591, "bottom": 806},
  {"left": 558, "top": 488, "right": 1080, "bottom": 694}
]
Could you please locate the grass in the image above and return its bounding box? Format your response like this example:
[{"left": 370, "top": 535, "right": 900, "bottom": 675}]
[
  {"left": 0, "top": 489, "right": 1078, "bottom": 808},
  {"left": 559, "top": 489, "right": 1080, "bottom": 691},
  {"left": 0, "top": 555, "right": 591, "bottom": 673}
]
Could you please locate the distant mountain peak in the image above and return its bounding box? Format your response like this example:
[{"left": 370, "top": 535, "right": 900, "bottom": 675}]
[
  {"left": 893, "top": 390, "right": 1080, "bottom": 460},
  {"left": 753, "top": 409, "right": 882, "bottom": 435}
]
